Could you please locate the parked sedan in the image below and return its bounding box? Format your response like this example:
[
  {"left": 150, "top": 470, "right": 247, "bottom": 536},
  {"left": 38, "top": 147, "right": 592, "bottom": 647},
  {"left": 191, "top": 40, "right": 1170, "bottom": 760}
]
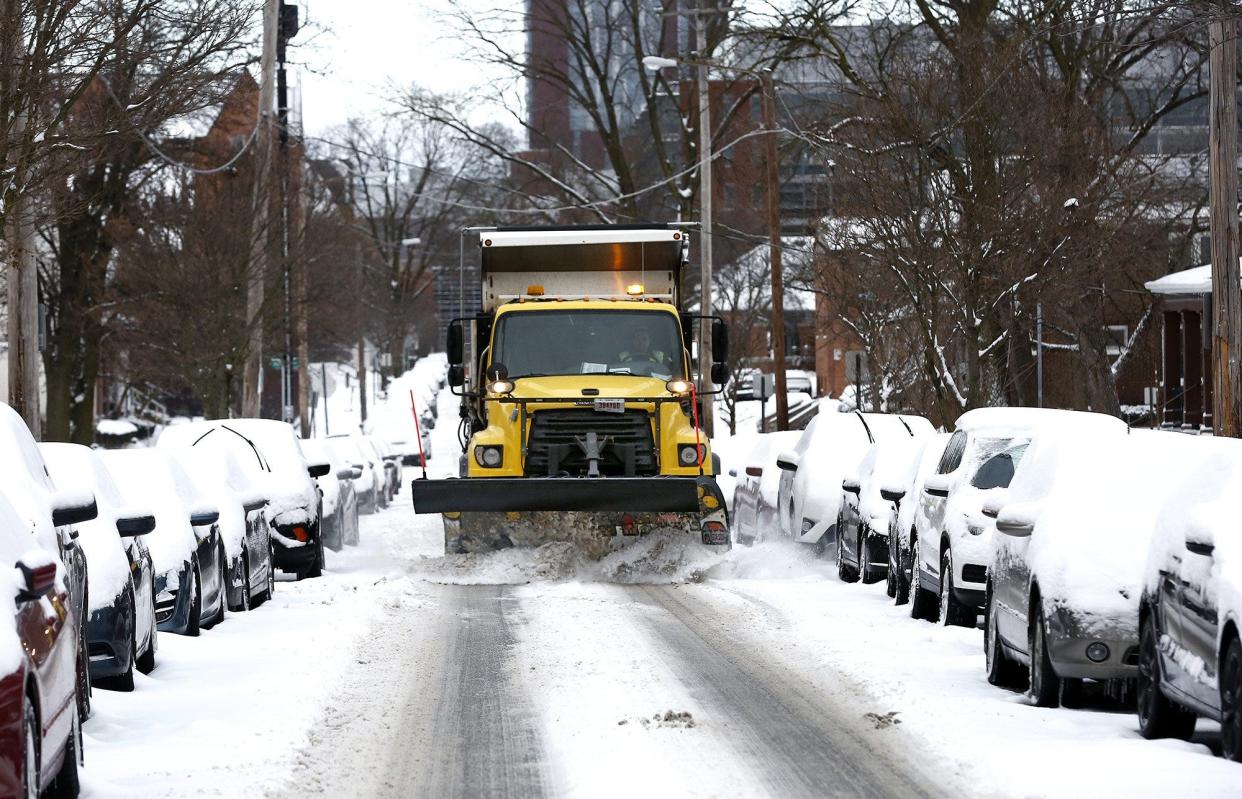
[
  {"left": 159, "top": 420, "right": 329, "bottom": 580},
  {"left": 100, "top": 450, "right": 226, "bottom": 636},
  {"left": 0, "top": 489, "right": 82, "bottom": 797},
  {"left": 983, "top": 427, "right": 1183, "bottom": 707},
  {"left": 910, "top": 408, "right": 1125, "bottom": 628},
  {"left": 730, "top": 431, "right": 800, "bottom": 546},
  {"left": 170, "top": 448, "right": 274, "bottom": 611},
  {"left": 1138, "top": 436, "right": 1242, "bottom": 759},
  {"left": 302, "top": 438, "right": 359, "bottom": 550},
  {"left": 0, "top": 403, "right": 97, "bottom": 719},
  {"left": 775, "top": 411, "right": 933, "bottom": 554},
  {"left": 41, "top": 444, "right": 158, "bottom": 691},
  {"left": 838, "top": 428, "right": 934, "bottom": 584},
  {"left": 886, "top": 433, "right": 950, "bottom": 605},
  {"left": 328, "top": 437, "right": 377, "bottom": 517}
]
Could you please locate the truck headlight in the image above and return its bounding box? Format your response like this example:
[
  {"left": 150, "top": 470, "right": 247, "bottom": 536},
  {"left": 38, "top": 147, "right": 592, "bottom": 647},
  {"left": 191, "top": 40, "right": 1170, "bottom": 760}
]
[
  {"left": 678, "top": 444, "right": 705, "bottom": 466},
  {"left": 474, "top": 446, "right": 504, "bottom": 468},
  {"left": 488, "top": 380, "right": 515, "bottom": 395},
  {"left": 666, "top": 379, "right": 692, "bottom": 394}
]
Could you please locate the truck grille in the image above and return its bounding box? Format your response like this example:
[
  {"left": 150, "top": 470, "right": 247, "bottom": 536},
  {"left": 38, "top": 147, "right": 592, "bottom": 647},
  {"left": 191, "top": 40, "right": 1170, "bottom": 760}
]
[{"left": 525, "top": 409, "right": 657, "bottom": 477}]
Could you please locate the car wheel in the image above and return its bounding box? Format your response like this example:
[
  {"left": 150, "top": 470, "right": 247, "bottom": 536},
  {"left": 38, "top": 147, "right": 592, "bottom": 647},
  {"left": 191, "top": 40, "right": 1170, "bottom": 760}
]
[
  {"left": 938, "top": 549, "right": 975, "bottom": 628},
  {"left": 136, "top": 625, "right": 157, "bottom": 675},
  {"left": 1029, "top": 605, "right": 1061, "bottom": 708},
  {"left": 22, "top": 699, "right": 38, "bottom": 799},
  {"left": 909, "top": 539, "right": 937, "bottom": 622},
  {"left": 893, "top": 530, "right": 912, "bottom": 606},
  {"left": 1222, "top": 636, "right": 1242, "bottom": 761},
  {"left": 186, "top": 563, "right": 202, "bottom": 637},
  {"left": 836, "top": 521, "right": 858, "bottom": 583},
  {"left": 305, "top": 534, "right": 325, "bottom": 579},
  {"left": 46, "top": 703, "right": 80, "bottom": 799},
  {"left": 860, "top": 532, "right": 882, "bottom": 585},
  {"left": 1137, "top": 613, "right": 1196, "bottom": 739},
  {"left": 985, "top": 586, "right": 1025, "bottom": 690}
]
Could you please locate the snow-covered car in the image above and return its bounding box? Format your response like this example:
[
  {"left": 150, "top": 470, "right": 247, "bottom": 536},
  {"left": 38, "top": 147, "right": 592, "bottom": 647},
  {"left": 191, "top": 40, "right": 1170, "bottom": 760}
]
[
  {"left": 837, "top": 428, "right": 935, "bottom": 584},
  {"left": 169, "top": 447, "right": 274, "bottom": 611},
  {"left": 302, "top": 438, "right": 359, "bottom": 550},
  {"left": 910, "top": 408, "right": 1126, "bottom": 628},
  {"left": 99, "top": 449, "right": 226, "bottom": 636},
  {"left": 0, "top": 402, "right": 97, "bottom": 719},
  {"left": 327, "top": 436, "right": 378, "bottom": 516},
  {"left": 333, "top": 434, "right": 387, "bottom": 511},
  {"left": 0, "top": 489, "right": 83, "bottom": 797},
  {"left": 159, "top": 420, "right": 329, "bottom": 580},
  {"left": 1137, "top": 435, "right": 1242, "bottom": 759},
  {"left": 41, "top": 443, "right": 158, "bottom": 691},
  {"left": 983, "top": 427, "right": 1181, "bottom": 707},
  {"left": 775, "top": 411, "right": 934, "bottom": 554},
  {"left": 730, "top": 431, "right": 801, "bottom": 546},
  {"left": 366, "top": 435, "right": 401, "bottom": 500},
  {"left": 784, "top": 370, "right": 816, "bottom": 396},
  {"left": 885, "top": 433, "right": 950, "bottom": 604}
]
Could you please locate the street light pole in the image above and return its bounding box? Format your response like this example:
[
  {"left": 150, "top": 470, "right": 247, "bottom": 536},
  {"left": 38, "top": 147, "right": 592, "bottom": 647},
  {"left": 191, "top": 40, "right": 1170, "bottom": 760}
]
[
  {"left": 695, "top": 51, "right": 715, "bottom": 437},
  {"left": 761, "top": 70, "right": 788, "bottom": 431}
]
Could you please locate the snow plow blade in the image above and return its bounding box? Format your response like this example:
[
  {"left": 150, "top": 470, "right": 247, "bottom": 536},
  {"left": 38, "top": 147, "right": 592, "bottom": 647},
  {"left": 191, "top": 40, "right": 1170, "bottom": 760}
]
[{"left": 410, "top": 476, "right": 730, "bottom": 557}]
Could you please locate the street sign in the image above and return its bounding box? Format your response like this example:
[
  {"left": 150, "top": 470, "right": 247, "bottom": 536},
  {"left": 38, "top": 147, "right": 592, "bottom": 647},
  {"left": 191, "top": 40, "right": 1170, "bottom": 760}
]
[
  {"left": 269, "top": 357, "right": 282, "bottom": 370},
  {"left": 751, "top": 372, "right": 775, "bottom": 401}
]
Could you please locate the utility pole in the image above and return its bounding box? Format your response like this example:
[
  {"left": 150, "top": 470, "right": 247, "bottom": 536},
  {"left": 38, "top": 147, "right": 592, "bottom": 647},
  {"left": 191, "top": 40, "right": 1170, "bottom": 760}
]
[
  {"left": 243, "top": 0, "right": 278, "bottom": 418},
  {"left": 762, "top": 70, "right": 788, "bottom": 431},
  {"left": 1209, "top": 10, "right": 1241, "bottom": 438},
  {"left": 276, "top": 2, "right": 299, "bottom": 427}
]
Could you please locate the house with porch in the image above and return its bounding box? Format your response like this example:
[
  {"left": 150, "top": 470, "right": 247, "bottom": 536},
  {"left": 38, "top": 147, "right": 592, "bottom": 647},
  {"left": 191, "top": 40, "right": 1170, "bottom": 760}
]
[{"left": 1145, "top": 264, "right": 1211, "bottom": 430}]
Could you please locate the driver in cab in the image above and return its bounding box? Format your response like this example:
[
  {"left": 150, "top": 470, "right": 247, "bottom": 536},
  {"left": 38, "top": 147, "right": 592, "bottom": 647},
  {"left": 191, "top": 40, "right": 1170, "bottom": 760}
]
[{"left": 618, "top": 329, "right": 669, "bottom": 368}]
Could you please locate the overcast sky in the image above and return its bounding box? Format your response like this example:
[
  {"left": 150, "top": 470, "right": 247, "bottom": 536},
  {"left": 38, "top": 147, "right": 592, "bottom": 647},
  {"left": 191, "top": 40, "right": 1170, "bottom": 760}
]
[{"left": 293, "top": 0, "right": 507, "bottom": 139}]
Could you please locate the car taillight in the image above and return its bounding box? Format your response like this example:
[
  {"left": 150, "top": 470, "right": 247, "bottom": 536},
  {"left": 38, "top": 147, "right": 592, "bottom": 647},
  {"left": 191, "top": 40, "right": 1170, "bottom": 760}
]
[{"left": 292, "top": 526, "right": 309, "bottom": 542}]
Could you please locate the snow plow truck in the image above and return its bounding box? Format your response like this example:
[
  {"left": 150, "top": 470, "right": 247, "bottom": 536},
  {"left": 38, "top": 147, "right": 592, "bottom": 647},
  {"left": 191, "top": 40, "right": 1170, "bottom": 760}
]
[{"left": 410, "top": 225, "right": 732, "bottom": 557}]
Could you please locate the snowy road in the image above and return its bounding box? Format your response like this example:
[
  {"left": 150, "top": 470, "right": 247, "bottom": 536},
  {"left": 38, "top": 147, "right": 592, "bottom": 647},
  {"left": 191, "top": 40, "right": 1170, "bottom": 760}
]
[
  {"left": 78, "top": 385, "right": 1242, "bottom": 798},
  {"left": 280, "top": 566, "right": 941, "bottom": 799}
]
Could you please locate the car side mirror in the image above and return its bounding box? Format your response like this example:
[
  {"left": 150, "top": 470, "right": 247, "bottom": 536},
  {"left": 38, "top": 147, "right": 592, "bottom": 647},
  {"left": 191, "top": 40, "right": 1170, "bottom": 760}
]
[
  {"left": 116, "top": 514, "right": 156, "bottom": 537},
  {"left": 775, "top": 450, "right": 799, "bottom": 472},
  {"left": 308, "top": 462, "right": 331, "bottom": 478},
  {"left": 447, "top": 322, "right": 464, "bottom": 366},
  {"left": 15, "top": 554, "right": 57, "bottom": 601},
  {"left": 242, "top": 493, "right": 267, "bottom": 513},
  {"left": 728, "top": 468, "right": 737, "bottom": 477},
  {"left": 336, "top": 468, "right": 354, "bottom": 480},
  {"left": 1185, "top": 528, "right": 1215, "bottom": 557},
  {"left": 981, "top": 490, "right": 1009, "bottom": 520},
  {"left": 350, "top": 466, "right": 364, "bottom": 479},
  {"left": 190, "top": 509, "right": 219, "bottom": 526},
  {"left": 880, "top": 487, "right": 905, "bottom": 502},
  {"left": 922, "top": 474, "right": 951, "bottom": 498},
  {"left": 995, "top": 502, "right": 1038, "bottom": 537},
  {"left": 51, "top": 491, "right": 98, "bottom": 527},
  {"left": 711, "top": 317, "right": 729, "bottom": 364},
  {"left": 842, "top": 479, "right": 861, "bottom": 495}
]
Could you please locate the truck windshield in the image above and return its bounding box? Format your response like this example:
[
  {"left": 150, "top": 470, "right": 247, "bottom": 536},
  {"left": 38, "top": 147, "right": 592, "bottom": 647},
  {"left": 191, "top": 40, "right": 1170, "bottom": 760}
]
[{"left": 492, "top": 309, "right": 685, "bottom": 380}]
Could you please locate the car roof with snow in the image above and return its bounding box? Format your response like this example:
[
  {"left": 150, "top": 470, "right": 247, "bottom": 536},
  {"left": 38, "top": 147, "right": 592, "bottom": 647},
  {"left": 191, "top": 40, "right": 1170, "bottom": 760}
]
[{"left": 954, "top": 407, "right": 1124, "bottom": 435}]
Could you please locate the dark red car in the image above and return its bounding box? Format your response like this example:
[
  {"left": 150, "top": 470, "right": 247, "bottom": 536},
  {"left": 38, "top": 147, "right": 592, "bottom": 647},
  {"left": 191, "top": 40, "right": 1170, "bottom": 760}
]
[{"left": 0, "top": 490, "right": 81, "bottom": 798}]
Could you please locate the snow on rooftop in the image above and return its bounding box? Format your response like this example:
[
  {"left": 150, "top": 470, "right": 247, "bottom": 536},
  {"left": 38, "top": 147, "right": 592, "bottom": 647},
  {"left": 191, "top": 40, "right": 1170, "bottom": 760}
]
[{"left": 1144, "top": 263, "right": 1211, "bottom": 295}]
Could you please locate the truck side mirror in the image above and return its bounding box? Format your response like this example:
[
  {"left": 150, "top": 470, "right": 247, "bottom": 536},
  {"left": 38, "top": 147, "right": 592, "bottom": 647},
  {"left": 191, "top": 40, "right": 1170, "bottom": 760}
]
[
  {"left": 711, "top": 362, "right": 729, "bottom": 386},
  {"left": 448, "top": 365, "right": 465, "bottom": 387},
  {"left": 447, "top": 323, "right": 464, "bottom": 366},
  {"left": 711, "top": 318, "right": 729, "bottom": 364}
]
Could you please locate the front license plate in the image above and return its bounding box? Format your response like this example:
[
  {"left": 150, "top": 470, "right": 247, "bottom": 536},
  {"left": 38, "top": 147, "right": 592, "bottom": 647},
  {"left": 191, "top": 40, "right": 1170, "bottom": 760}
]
[{"left": 593, "top": 398, "right": 625, "bottom": 413}]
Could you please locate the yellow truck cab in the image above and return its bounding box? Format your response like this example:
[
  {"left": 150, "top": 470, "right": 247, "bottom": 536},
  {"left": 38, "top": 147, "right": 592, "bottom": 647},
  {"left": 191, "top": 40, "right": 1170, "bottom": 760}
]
[{"left": 410, "top": 225, "right": 731, "bottom": 556}]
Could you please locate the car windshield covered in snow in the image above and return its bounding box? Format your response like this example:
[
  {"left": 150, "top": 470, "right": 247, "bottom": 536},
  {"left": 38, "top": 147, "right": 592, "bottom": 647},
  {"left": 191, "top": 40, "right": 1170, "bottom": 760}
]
[
  {"left": 970, "top": 443, "right": 1027, "bottom": 490},
  {"left": 491, "top": 309, "right": 684, "bottom": 379}
]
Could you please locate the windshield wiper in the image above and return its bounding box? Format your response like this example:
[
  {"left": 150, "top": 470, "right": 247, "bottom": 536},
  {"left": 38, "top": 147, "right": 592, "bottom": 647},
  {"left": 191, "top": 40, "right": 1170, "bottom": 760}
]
[{"left": 219, "top": 424, "right": 273, "bottom": 472}]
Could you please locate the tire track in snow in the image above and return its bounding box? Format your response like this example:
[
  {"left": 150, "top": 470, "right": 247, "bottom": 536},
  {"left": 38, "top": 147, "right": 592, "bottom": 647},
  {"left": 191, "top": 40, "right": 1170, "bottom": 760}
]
[
  {"left": 273, "top": 582, "right": 552, "bottom": 799},
  {"left": 634, "top": 584, "right": 940, "bottom": 799}
]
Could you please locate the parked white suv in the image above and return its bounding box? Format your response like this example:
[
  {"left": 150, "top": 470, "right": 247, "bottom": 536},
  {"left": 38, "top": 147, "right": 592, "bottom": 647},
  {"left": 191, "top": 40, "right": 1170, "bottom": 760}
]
[{"left": 910, "top": 407, "right": 1125, "bottom": 627}]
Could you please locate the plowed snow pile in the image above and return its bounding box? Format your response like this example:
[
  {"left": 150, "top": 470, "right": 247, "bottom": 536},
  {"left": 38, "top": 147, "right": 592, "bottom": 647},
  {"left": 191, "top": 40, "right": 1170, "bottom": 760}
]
[{"left": 409, "top": 531, "right": 730, "bottom": 584}]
